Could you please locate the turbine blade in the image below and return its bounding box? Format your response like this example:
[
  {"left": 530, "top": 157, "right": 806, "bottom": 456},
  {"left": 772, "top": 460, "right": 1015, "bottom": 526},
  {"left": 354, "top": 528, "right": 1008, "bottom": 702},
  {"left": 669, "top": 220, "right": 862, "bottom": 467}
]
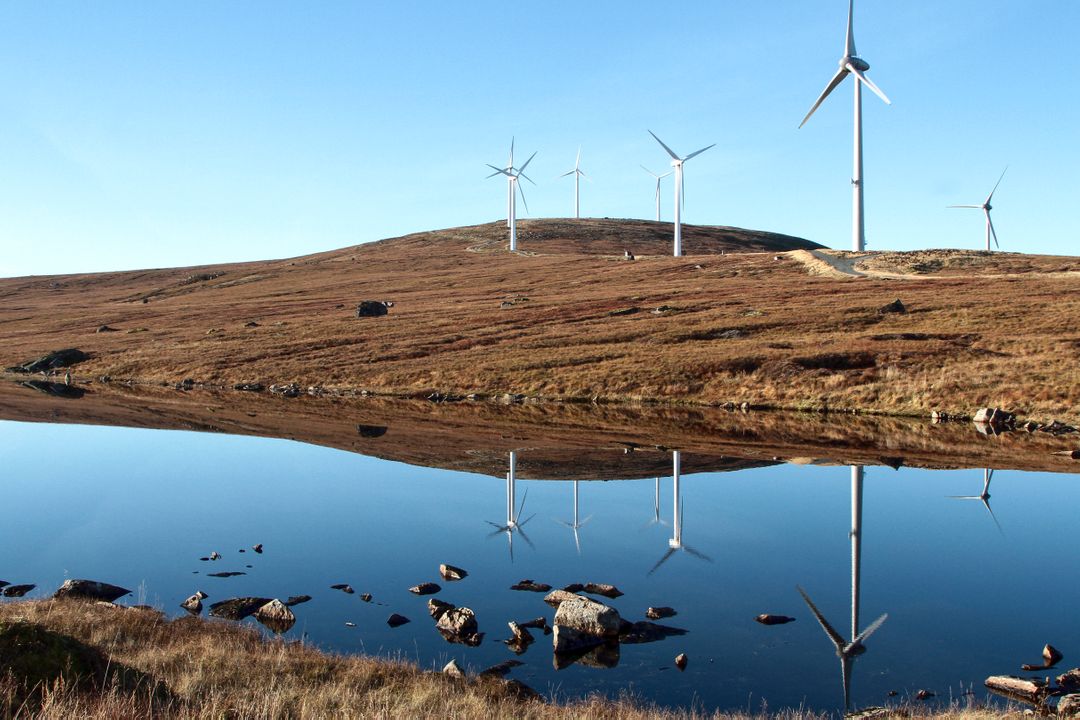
[
  {"left": 560, "top": 170, "right": 576, "bottom": 178},
  {"left": 648, "top": 548, "right": 677, "bottom": 576},
  {"left": 655, "top": 180, "right": 661, "bottom": 203},
  {"left": 851, "top": 612, "right": 888, "bottom": 647},
  {"left": 640, "top": 164, "right": 659, "bottom": 178},
  {"left": 519, "top": 171, "right": 536, "bottom": 186},
  {"left": 648, "top": 130, "right": 680, "bottom": 161},
  {"left": 987, "top": 211, "right": 999, "bottom": 248},
  {"left": 682, "top": 545, "right": 713, "bottom": 562},
  {"left": 509, "top": 137, "right": 514, "bottom": 169},
  {"left": 800, "top": 68, "right": 849, "bottom": 128},
  {"left": 517, "top": 486, "right": 529, "bottom": 519},
  {"left": 518, "top": 181, "right": 530, "bottom": 215},
  {"left": 517, "top": 151, "right": 538, "bottom": 175},
  {"left": 517, "top": 525, "right": 536, "bottom": 549},
  {"left": 683, "top": 144, "right": 715, "bottom": 162},
  {"left": 987, "top": 166, "right": 1009, "bottom": 204},
  {"left": 660, "top": 170, "right": 673, "bottom": 179},
  {"left": 487, "top": 164, "right": 511, "bottom": 178},
  {"left": 947, "top": 205, "right": 981, "bottom": 209},
  {"left": 847, "top": 64, "right": 891, "bottom": 105},
  {"left": 988, "top": 468, "right": 995, "bottom": 484},
  {"left": 797, "top": 586, "right": 847, "bottom": 650},
  {"left": 845, "top": 0, "right": 856, "bottom": 57},
  {"left": 575, "top": 146, "right": 581, "bottom": 170}
]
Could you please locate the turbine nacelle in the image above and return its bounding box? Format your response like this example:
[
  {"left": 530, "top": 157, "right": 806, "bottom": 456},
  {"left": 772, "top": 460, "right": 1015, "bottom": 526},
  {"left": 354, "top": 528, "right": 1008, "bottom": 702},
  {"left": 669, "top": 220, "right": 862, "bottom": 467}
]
[{"left": 845, "top": 56, "right": 870, "bottom": 73}]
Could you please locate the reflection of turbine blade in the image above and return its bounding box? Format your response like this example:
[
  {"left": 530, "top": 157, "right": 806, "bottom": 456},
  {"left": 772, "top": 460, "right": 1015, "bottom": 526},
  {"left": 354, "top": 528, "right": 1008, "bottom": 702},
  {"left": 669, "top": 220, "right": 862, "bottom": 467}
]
[
  {"left": 516, "top": 524, "right": 536, "bottom": 550},
  {"left": 517, "top": 513, "right": 535, "bottom": 528},
  {"left": 850, "top": 612, "right": 888, "bottom": 649},
  {"left": 982, "top": 498, "right": 1005, "bottom": 536},
  {"left": 841, "top": 654, "right": 853, "bottom": 712},
  {"left": 682, "top": 545, "right": 713, "bottom": 562},
  {"left": 797, "top": 586, "right": 846, "bottom": 651},
  {"left": 517, "top": 487, "right": 529, "bottom": 520},
  {"left": 648, "top": 548, "right": 677, "bottom": 575}
]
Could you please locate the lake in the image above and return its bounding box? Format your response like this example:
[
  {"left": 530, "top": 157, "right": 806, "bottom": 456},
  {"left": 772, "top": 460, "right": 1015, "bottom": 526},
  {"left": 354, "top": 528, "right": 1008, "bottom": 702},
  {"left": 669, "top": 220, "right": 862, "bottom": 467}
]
[{"left": 1, "top": 388, "right": 1077, "bottom": 715}]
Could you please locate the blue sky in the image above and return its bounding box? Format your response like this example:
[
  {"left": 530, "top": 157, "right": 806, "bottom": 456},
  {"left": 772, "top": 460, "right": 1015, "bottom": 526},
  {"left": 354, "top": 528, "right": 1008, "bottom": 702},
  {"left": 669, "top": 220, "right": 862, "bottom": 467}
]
[{"left": 0, "top": 1, "right": 1076, "bottom": 277}]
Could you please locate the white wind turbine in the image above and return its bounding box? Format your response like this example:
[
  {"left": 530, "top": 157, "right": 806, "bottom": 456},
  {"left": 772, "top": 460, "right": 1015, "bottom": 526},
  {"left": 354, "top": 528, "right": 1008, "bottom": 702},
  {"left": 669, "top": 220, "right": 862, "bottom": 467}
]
[
  {"left": 640, "top": 166, "right": 673, "bottom": 222},
  {"left": 648, "top": 131, "right": 715, "bottom": 257},
  {"left": 648, "top": 451, "right": 713, "bottom": 575},
  {"left": 948, "top": 168, "right": 1008, "bottom": 251},
  {"left": 800, "top": 0, "right": 891, "bottom": 252},
  {"left": 485, "top": 451, "right": 535, "bottom": 560},
  {"left": 560, "top": 147, "right": 587, "bottom": 219},
  {"left": 487, "top": 148, "right": 537, "bottom": 252},
  {"left": 555, "top": 480, "right": 593, "bottom": 555}
]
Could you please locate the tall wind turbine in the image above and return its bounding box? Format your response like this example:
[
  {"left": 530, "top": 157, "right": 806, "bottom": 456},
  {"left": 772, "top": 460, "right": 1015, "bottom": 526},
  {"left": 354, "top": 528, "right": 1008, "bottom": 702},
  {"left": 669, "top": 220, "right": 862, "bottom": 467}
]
[
  {"left": 560, "top": 147, "right": 587, "bottom": 219},
  {"left": 800, "top": 0, "right": 891, "bottom": 252},
  {"left": 648, "top": 131, "right": 715, "bottom": 257},
  {"left": 487, "top": 149, "right": 537, "bottom": 252},
  {"left": 649, "top": 451, "right": 713, "bottom": 575},
  {"left": 948, "top": 168, "right": 1008, "bottom": 251},
  {"left": 640, "top": 166, "right": 673, "bottom": 222}
]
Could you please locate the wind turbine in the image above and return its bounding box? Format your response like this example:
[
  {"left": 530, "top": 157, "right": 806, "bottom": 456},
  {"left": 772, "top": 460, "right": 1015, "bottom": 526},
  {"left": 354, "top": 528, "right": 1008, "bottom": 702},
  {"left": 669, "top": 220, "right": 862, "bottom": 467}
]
[
  {"left": 948, "top": 168, "right": 1008, "bottom": 251},
  {"left": 487, "top": 145, "right": 537, "bottom": 251},
  {"left": 649, "top": 451, "right": 713, "bottom": 574},
  {"left": 555, "top": 480, "right": 593, "bottom": 554},
  {"left": 640, "top": 166, "right": 673, "bottom": 222},
  {"left": 799, "top": 0, "right": 891, "bottom": 252},
  {"left": 648, "top": 131, "right": 715, "bottom": 257},
  {"left": 560, "top": 147, "right": 587, "bottom": 219},
  {"left": 642, "top": 476, "right": 669, "bottom": 529},
  {"left": 485, "top": 451, "right": 535, "bottom": 560},
  {"left": 798, "top": 466, "right": 889, "bottom": 712},
  {"left": 948, "top": 468, "right": 1003, "bottom": 534}
]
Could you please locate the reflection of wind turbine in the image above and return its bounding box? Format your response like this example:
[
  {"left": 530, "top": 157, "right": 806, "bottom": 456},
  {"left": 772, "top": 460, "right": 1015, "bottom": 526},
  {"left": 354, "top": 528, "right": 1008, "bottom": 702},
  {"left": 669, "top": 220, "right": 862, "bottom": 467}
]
[
  {"left": 649, "top": 451, "right": 713, "bottom": 575},
  {"left": 648, "top": 131, "right": 715, "bottom": 257},
  {"left": 487, "top": 145, "right": 537, "bottom": 251},
  {"left": 555, "top": 480, "right": 593, "bottom": 554},
  {"left": 642, "top": 476, "right": 669, "bottom": 529},
  {"left": 948, "top": 468, "right": 1003, "bottom": 535},
  {"left": 948, "top": 168, "right": 1008, "bottom": 251},
  {"left": 485, "top": 451, "right": 535, "bottom": 560},
  {"left": 640, "top": 166, "right": 673, "bottom": 222},
  {"left": 799, "top": 0, "right": 891, "bottom": 252},
  {"left": 798, "top": 466, "right": 888, "bottom": 712},
  {"left": 560, "top": 147, "right": 587, "bottom": 219}
]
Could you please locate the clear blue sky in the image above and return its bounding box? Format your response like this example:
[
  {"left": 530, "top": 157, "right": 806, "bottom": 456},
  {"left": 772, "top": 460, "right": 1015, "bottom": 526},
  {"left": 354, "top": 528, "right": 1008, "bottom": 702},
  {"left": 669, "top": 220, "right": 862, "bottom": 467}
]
[{"left": 0, "top": 1, "right": 1076, "bottom": 277}]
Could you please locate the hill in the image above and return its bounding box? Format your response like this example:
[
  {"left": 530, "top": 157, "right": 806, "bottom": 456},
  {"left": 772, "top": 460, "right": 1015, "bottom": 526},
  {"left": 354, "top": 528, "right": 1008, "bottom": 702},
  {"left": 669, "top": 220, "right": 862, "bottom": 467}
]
[{"left": 1, "top": 218, "right": 1079, "bottom": 417}]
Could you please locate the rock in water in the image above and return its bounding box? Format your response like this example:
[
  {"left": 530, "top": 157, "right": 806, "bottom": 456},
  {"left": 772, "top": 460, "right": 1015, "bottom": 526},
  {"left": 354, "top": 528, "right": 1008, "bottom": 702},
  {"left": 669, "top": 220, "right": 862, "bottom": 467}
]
[
  {"left": 252, "top": 544, "right": 263, "bottom": 554},
  {"left": 209, "top": 597, "right": 273, "bottom": 621},
  {"left": 619, "top": 621, "right": 688, "bottom": 645},
  {"left": 330, "top": 584, "right": 354, "bottom": 594},
  {"left": 285, "top": 595, "right": 312, "bottom": 607},
  {"left": 442, "top": 659, "right": 464, "bottom": 678},
  {"left": 409, "top": 582, "right": 441, "bottom": 596},
  {"left": 647, "top": 606, "right": 678, "bottom": 620},
  {"left": 543, "top": 590, "right": 581, "bottom": 608},
  {"left": 510, "top": 579, "right": 552, "bottom": 592},
  {"left": 3, "top": 584, "right": 35, "bottom": 598},
  {"left": 755, "top": 614, "right": 796, "bottom": 625},
  {"left": 180, "top": 594, "right": 203, "bottom": 614},
  {"left": 428, "top": 598, "right": 454, "bottom": 620},
  {"left": 387, "top": 613, "right": 411, "bottom": 628},
  {"left": 255, "top": 599, "right": 296, "bottom": 634},
  {"left": 54, "top": 580, "right": 132, "bottom": 603},
  {"left": 436, "top": 607, "right": 482, "bottom": 646},
  {"left": 582, "top": 583, "right": 623, "bottom": 599},
  {"left": 552, "top": 596, "right": 621, "bottom": 655},
  {"left": 439, "top": 564, "right": 468, "bottom": 581},
  {"left": 675, "top": 653, "right": 688, "bottom": 671},
  {"left": 359, "top": 593, "right": 372, "bottom": 602}
]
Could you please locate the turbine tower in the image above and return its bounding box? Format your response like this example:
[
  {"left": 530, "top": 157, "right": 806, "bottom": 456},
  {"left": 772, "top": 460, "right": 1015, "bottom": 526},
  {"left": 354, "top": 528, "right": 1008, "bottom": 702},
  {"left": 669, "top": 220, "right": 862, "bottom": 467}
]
[
  {"left": 485, "top": 451, "right": 535, "bottom": 560},
  {"left": 487, "top": 148, "right": 537, "bottom": 252},
  {"left": 648, "top": 131, "right": 715, "bottom": 257},
  {"left": 641, "top": 166, "right": 673, "bottom": 222},
  {"left": 649, "top": 451, "right": 713, "bottom": 574},
  {"left": 799, "top": 0, "right": 891, "bottom": 252},
  {"left": 556, "top": 480, "right": 593, "bottom": 554},
  {"left": 560, "top": 147, "right": 587, "bottom": 219},
  {"left": 948, "top": 168, "right": 1008, "bottom": 251}
]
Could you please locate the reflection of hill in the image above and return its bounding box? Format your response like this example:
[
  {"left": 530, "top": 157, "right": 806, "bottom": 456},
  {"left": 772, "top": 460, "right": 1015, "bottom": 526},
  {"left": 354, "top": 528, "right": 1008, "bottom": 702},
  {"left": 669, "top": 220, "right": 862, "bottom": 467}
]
[{"left": 0, "top": 381, "right": 1077, "bottom": 477}]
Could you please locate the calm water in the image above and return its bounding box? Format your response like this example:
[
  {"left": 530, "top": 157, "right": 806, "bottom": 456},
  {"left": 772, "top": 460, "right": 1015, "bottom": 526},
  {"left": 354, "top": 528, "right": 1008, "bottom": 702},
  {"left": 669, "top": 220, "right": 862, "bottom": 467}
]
[{"left": 2, "top": 418, "right": 1077, "bottom": 714}]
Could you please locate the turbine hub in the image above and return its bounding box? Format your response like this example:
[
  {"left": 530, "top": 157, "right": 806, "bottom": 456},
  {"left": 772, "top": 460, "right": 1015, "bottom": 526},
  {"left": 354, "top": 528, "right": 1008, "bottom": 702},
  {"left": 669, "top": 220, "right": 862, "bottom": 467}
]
[
  {"left": 845, "top": 56, "right": 870, "bottom": 73},
  {"left": 985, "top": 203, "right": 992, "bottom": 211}
]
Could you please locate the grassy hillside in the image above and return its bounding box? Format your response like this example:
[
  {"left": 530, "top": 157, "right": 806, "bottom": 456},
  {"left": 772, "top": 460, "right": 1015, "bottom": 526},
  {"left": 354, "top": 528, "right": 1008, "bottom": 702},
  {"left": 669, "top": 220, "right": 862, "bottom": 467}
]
[{"left": 2, "top": 218, "right": 1078, "bottom": 417}]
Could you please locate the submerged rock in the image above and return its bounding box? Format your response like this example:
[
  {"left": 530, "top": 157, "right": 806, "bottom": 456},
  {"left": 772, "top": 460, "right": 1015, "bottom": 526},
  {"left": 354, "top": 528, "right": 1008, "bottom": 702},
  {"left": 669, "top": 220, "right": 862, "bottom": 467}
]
[
  {"left": 510, "top": 579, "right": 551, "bottom": 593},
  {"left": 285, "top": 595, "right": 312, "bottom": 607},
  {"left": 439, "top": 564, "right": 468, "bottom": 581},
  {"left": 409, "top": 582, "right": 441, "bottom": 596},
  {"left": 755, "top": 614, "right": 796, "bottom": 626},
  {"left": 581, "top": 583, "right": 623, "bottom": 599},
  {"left": 387, "top": 613, "right": 411, "bottom": 628},
  {"left": 209, "top": 597, "right": 272, "bottom": 621},
  {"left": 54, "top": 580, "right": 131, "bottom": 603},
  {"left": 359, "top": 593, "right": 373, "bottom": 603},
  {"left": 647, "top": 607, "right": 678, "bottom": 620},
  {"left": 3, "top": 584, "right": 35, "bottom": 598},
  {"left": 207, "top": 572, "right": 245, "bottom": 578},
  {"left": 330, "top": 584, "right": 354, "bottom": 594}
]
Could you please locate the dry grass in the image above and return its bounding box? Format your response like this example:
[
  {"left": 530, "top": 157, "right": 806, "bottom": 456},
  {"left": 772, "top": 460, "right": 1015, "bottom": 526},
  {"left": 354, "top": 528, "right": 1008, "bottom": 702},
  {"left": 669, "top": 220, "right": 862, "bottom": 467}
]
[
  {"left": 1, "top": 219, "right": 1078, "bottom": 418},
  {"left": 0, "top": 600, "right": 1025, "bottom": 720}
]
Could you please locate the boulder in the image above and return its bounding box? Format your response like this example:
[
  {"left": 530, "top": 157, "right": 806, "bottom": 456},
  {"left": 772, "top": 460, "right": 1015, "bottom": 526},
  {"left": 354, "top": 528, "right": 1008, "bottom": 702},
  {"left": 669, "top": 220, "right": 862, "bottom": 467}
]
[
  {"left": 285, "top": 595, "right": 312, "bottom": 607},
  {"left": 552, "top": 597, "right": 621, "bottom": 655},
  {"left": 1059, "top": 694, "right": 1080, "bottom": 716},
  {"left": 439, "top": 564, "right": 468, "bottom": 581},
  {"left": 505, "top": 621, "right": 535, "bottom": 654},
  {"left": 581, "top": 583, "right": 623, "bottom": 599},
  {"left": 442, "top": 659, "right": 464, "bottom": 678},
  {"left": 409, "top": 582, "right": 441, "bottom": 596},
  {"left": 755, "top": 614, "right": 796, "bottom": 625},
  {"left": 3, "top": 584, "right": 36, "bottom": 597},
  {"left": 180, "top": 594, "right": 203, "bottom": 614},
  {"left": 984, "top": 675, "right": 1047, "bottom": 706},
  {"left": 255, "top": 599, "right": 296, "bottom": 634},
  {"left": 209, "top": 597, "right": 273, "bottom": 621},
  {"left": 436, "top": 607, "right": 478, "bottom": 636},
  {"left": 877, "top": 299, "right": 906, "bottom": 314},
  {"left": 510, "top": 579, "right": 552, "bottom": 593},
  {"left": 973, "top": 407, "right": 1016, "bottom": 428},
  {"left": 387, "top": 613, "right": 411, "bottom": 628},
  {"left": 543, "top": 590, "right": 582, "bottom": 608},
  {"left": 356, "top": 301, "right": 390, "bottom": 318},
  {"left": 1058, "top": 668, "right": 1080, "bottom": 692},
  {"left": 675, "top": 653, "right": 688, "bottom": 671},
  {"left": 6, "top": 348, "right": 89, "bottom": 374},
  {"left": 359, "top": 593, "right": 373, "bottom": 602},
  {"left": 330, "top": 584, "right": 354, "bottom": 594},
  {"left": 647, "top": 606, "right": 677, "bottom": 620},
  {"left": 428, "top": 598, "right": 454, "bottom": 620},
  {"left": 54, "top": 579, "right": 132, "bottom": 603}
]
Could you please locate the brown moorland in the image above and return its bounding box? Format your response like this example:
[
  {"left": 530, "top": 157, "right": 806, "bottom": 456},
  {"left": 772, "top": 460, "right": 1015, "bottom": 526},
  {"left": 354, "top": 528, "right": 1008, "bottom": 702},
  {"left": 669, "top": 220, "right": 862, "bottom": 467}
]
[{"left": 2, "top": 218, "right": 1079, "bottom": 417}]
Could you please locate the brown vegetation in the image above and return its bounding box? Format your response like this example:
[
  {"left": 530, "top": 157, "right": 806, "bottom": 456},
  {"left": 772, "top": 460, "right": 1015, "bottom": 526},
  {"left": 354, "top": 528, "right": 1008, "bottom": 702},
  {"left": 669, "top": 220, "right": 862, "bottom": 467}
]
[{"left": 2, "top": 218, "right": 1078, "bottom": 417}]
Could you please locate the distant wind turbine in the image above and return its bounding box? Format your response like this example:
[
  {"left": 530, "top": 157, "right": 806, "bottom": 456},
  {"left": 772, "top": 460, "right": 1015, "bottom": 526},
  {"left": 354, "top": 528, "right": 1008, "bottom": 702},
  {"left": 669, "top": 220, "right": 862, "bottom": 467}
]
[
  {"left": 948, "top": 468, "right": 1003, "bottom": 535},
  {"left": 799, "top": 0, "right": 891, "bottom": 252},
  {"left": 560, "top": 147, "right": 588, "bottom": 219},
  {"left": 555, "top": 480, "right": 593, "bottom": 555},
  {"left": 487, "top": 147, "right": 537, "bottom": 252},
  {"left": 648, "top": 131, "right": 715, "bottom": 257},
  {"left": 948, "top": 168, "right": 1008, "bottom": 251},
  {"left": 640, "top": 166, "right": 673, "bottom": 222}
]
